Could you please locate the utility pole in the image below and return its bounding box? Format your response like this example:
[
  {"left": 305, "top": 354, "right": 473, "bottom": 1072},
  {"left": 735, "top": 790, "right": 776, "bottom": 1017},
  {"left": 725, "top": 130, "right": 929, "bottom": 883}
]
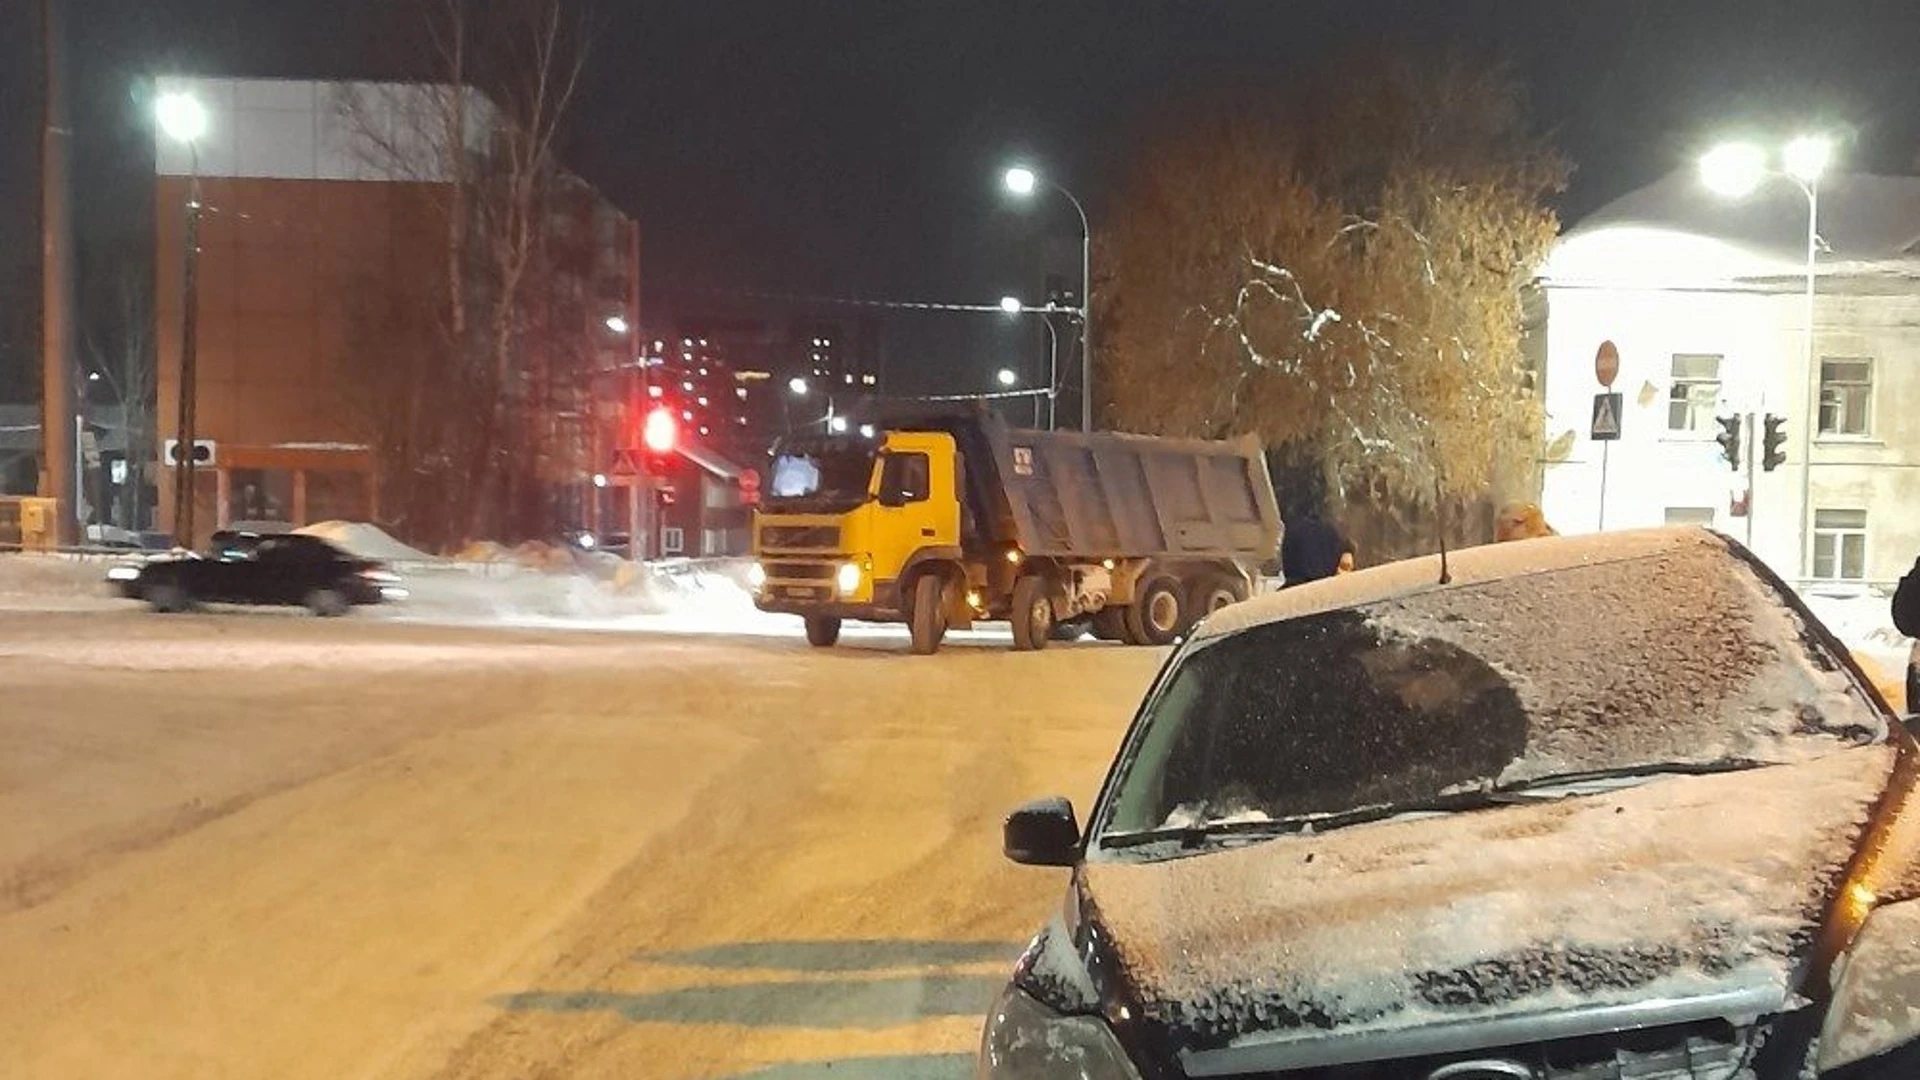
[{"left": 39, "top": 0, "right": 79, "bottom": 545}]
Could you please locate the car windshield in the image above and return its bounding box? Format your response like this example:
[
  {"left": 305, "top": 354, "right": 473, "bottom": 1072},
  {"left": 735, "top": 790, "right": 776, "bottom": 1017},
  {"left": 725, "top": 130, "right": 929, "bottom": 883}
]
[
  {"left": 1097, "top": 544, "right": 1885, "bottom": 850},
  {"left": 765, "top": 440, "right": 875, "bottom": 510}
]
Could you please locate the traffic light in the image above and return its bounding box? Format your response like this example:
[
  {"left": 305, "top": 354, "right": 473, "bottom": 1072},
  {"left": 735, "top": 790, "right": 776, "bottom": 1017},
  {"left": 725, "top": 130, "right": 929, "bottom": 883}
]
[
  {"left": 1762, "top": 414, "right": 1788, "bottom": 472},
  {"left": 1715, "top": 415, "right": 1742, "bottom": 472},
  {"left": 642, "top": 406, "right": 677, "bottom": 455}
]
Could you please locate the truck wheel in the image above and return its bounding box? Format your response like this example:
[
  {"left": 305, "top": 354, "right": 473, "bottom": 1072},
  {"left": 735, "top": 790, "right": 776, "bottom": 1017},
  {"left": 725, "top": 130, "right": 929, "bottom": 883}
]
[
  {"left": 1091, "top": 608, "right": 1128, "bottom": 642},
  {"left": 910, "top": 574, "right": 948, "bottom": 655},
  {"left": 1010, "top": 575, "right": 1053, "bottom": 652},
  {"left": 305, "top": 588, "right": 349, "bottom": 617},
  {"left": 1191, "top": 576, "right": 1244, "bottom": 626},
  {"left": 147, "top": 584, "right": 192, "bottom": 614},
  {"left": 1125, "top": 576, "right": 1185, "bottom": 647},
  {"left": 804, "top": 616, "right": 842, "bottom": 648}
]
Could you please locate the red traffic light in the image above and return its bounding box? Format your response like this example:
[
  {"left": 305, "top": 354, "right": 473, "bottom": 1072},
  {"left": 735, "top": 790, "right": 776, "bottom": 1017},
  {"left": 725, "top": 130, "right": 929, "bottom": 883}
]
[{"left": 642, "top": 406, "right": 678, "bottom": 454}]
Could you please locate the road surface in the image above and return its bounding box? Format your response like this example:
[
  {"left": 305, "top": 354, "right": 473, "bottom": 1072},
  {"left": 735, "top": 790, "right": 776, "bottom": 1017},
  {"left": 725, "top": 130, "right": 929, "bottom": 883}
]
[{"left": 0, "top": 607, "right": 1164, "bottom": 1080}]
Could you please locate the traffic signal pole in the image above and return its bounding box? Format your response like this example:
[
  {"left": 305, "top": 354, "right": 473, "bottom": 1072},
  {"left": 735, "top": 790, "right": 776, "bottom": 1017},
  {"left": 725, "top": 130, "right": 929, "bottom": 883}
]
[{"left": 1744, "top": 410, "right": 1757, "bottom": 548}]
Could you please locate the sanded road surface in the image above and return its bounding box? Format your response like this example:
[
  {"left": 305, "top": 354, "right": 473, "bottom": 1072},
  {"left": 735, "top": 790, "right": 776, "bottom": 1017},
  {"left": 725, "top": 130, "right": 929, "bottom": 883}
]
[{"left": 0, "top": 609, "right": 1163, "bottom": 1079}]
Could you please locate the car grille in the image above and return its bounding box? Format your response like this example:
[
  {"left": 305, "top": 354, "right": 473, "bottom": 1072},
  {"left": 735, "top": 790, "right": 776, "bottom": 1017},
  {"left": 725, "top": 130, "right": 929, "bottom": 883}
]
[
  {"left": 760, "top": 525, "right": 840, "bottom": 550},
  {"left": 761, "top": 562, "right": 837, "bottom": 581},
  {"left": 1243, "top": 1019, "right": 1756, "bottom": 1080}
]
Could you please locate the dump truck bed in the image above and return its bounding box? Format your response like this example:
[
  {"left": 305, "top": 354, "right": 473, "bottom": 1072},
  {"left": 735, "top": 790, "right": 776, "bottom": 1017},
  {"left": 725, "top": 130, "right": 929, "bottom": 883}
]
[{"left": 883, "top": 407, "right": 1281, "bottom": 562}]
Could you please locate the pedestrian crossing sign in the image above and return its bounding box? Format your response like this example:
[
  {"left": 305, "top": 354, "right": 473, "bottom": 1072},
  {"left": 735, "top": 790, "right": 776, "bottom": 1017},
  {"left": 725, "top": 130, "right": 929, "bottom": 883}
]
[{"left": 1591, "top": 392, "right": 1623, "bottom": 442}]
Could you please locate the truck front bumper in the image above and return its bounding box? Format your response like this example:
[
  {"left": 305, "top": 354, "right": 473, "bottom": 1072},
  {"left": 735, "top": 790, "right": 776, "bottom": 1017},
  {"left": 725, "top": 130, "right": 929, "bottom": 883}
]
[{"left": 754, "top": 579, "right": 903, "bottom": 622}]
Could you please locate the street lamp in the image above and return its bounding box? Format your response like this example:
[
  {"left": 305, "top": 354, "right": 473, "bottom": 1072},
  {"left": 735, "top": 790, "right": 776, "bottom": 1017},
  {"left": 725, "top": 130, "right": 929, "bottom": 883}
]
[
  {"left": 1699, "top": 133, "right": 1834, "bottom": 582},
  {"left": 604, "top": 314, "right": 630, "bottom": 334},
  {"left": 999, "top": 295, "right": 1023, "bottom": 314},
  {"left": 996, "top": 368, "right": 1018, "bottom": 388},
  {"left": 158, "top": 89, "right": 206, "bottom": 547},
  {"left": 788, "top": 376, "right": 809, "bottom": 397},
  {"left": 1001, "top": 163, "right": 1093, "bottom": 432}
]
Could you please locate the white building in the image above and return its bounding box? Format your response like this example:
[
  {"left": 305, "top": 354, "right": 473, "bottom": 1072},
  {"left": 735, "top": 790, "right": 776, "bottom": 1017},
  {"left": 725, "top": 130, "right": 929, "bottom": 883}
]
[{"left": 1536, "top": 170, "right": 1920, "bottom": 589}]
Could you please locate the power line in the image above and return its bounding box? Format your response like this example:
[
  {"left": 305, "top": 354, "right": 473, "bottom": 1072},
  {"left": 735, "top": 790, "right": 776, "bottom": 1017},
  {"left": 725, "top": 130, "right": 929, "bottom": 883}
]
[{"left": 701, "top": 287, "right": 1076, "bottom": 317}]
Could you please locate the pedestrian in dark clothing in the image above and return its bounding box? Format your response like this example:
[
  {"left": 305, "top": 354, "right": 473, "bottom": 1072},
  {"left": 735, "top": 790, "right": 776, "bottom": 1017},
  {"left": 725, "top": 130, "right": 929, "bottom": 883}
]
[
  {"left": 1281, "top": 515, "right": 1347, "bottom": 587},
  {"left": 1895, "top": 558, "right": 1920, "bottom": 714}
]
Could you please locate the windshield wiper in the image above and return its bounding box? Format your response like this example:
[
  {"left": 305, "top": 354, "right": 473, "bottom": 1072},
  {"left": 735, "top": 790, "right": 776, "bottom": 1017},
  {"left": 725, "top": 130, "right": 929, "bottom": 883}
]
[
  {"left": 1102, "top": 759, "right": 1771, "bottom": 852},
  {"left": 1102, "top": 789, "right": 1548, "bottom": 850},
  {"left": 1491, "top": 757, "right": 1766, "bottom": 796}
]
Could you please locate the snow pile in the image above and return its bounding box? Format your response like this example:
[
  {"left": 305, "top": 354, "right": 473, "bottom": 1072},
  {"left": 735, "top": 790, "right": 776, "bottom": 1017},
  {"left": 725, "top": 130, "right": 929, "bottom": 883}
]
[
  {"left": 295, "top": 521, "right": 437, "bottom": 564},
  {"left": 1085, "top": 746, "right": 1895, "bottom": 1053},
  {"left": 379, "top": 556, "right": 768, "bottom": 632},
  {"left": 0, "top": 555, "right": 120, "bottom": 611}
]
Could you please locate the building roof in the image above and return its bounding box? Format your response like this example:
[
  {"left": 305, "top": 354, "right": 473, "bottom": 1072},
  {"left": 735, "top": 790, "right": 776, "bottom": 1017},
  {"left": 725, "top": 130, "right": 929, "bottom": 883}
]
[{"left": 1546, "top": 170, "right": 1920, "bottom": 287}]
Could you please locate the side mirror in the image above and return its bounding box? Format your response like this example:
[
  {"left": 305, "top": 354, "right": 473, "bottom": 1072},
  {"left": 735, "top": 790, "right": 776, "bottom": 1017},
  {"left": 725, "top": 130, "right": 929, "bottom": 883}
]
[{"left": 1004, "top": 796, "right": 1081, "bottom": 867}]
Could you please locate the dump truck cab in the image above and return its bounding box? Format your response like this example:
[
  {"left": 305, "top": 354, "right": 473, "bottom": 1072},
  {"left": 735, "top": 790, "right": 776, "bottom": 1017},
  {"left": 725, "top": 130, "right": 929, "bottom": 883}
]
[{"left": 751, "top": 407, "right": 1281, "bottom": 655}]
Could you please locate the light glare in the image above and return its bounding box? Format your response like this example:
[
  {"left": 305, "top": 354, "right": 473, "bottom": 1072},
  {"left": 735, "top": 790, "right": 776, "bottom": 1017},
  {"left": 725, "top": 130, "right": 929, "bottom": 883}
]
[
  {"left": 604, "top": 315, "right": 630, "bottom": 334},
  {"left": 155, "top": 91, "right": 209, "bottom": 143},
  {"left": 1004, "top": 166, "right": 1037, "bottom": 196},
  {"left": 1699, "top": 142, "right": 1767, "bottom": 198},
  {"left": 999, "top": 295, "right": 1023, "bottom": 314},
  {"left": 1784, "top": 135, "right": 1834, "bottom": 182},
  {"left": 997, "top": 368, "right": 1017, "bottom": 387}
]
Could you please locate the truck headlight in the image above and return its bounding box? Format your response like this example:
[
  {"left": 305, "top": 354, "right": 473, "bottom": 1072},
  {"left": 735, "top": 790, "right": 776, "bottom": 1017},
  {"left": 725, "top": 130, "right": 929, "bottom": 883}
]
[
  {"left": 1819, "top": 897, "right": 1920, "bottom": 1073},
  {"left": 978, "top": 985, "right": 1140, "bottom": 1079},
  {"left": 746, "top": 562, "right": 767, "bottom": 591},
  {"left": 836, "top": 561, "right": 862, "bottom": 595}
]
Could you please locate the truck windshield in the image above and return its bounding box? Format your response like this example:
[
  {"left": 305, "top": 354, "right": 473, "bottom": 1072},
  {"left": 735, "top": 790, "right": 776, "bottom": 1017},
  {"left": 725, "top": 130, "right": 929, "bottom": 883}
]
[{"left": 767, "top": 442, "right": 876, "bottom": 511}]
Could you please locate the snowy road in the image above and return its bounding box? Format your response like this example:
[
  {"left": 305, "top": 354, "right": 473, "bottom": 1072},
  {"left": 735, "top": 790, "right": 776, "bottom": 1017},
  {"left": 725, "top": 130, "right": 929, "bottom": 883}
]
[{"left": 0, "top": 607, "right": 1164, "bottom": 1080}]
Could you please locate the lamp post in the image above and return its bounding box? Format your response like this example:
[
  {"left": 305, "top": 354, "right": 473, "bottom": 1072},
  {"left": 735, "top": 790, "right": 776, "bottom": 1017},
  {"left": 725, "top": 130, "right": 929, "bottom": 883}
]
[
  {"left": 1699, "top": 134, "right": 1831, "bottom": 582},
  {"left": 1003, "top": 165, "right": 1093, "bottom": 431},
  {"left": 157, "top": 90, "right": 207, "bottom": 548},
  {"left": 1000, "top": 295, "right": 1064, "bottom": 429}
]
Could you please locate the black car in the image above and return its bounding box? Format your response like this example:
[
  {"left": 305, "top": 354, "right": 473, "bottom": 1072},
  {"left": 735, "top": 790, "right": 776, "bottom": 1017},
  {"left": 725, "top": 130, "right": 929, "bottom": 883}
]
[
  {"left": 982, "top": 529, "right": 1919, "bottom": 1080},
  {"left": 107, "top": 532, "right": 407, "bottom": 615}
]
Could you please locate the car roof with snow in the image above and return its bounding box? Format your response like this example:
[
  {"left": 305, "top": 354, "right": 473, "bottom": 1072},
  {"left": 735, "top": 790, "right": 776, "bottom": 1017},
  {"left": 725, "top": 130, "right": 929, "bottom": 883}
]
[{"left": 1196, "top": 527, "right": 1763, "bottom": 642}]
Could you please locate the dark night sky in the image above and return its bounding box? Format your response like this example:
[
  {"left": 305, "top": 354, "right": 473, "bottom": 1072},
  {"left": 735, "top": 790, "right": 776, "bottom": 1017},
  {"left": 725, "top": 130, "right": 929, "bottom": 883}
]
[{"left": 4, "top": 0, "right": 1920, "bottom": 399}]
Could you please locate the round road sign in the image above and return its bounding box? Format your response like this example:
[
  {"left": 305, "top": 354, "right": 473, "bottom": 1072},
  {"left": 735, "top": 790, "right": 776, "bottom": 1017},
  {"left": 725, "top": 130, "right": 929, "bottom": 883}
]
[{"left": 1595, "top": 340, "right": 1620, "bottom": 388}]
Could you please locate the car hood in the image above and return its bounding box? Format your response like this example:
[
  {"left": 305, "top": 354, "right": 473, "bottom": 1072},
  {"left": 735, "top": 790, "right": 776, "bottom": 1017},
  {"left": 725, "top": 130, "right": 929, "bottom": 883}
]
[{"left": 1080, "top": 746, "right": 1897, "bottom": 1069}]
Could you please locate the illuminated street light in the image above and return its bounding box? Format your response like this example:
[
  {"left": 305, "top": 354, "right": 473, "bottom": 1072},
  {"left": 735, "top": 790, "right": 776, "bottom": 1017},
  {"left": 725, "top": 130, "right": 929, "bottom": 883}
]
[
  {"left": 604, "top": 314, "right": 630, "bottom": 334},
  {"left": 1698, "top": 142, "right": 1767, "bottom": 198},
  {"left": 828, "top": 416, "right": 849, "bottom": 434},
  {"left": 788, "top": 376, "right": 809, "bottom": 397},
  {"left": 858, "top": 423, "right": 876, "bottom": 438},
  {"left": 996, "top": 368, "right": 1018, "bottom": 387},
  {"left": 155, "top": 91, "right": 208, "bottom": 144},
  {"left": 999, "top": 161, "right": 1094, "bottom": 431},
  {"left": 1784, "top": 134, "right": 1834, "bottom": 183},
  {"left": 999, "top": 295, "right": 1023, "bottom": 314},
  {"left": 592, "top": 473, "right": 608, "bottom": 489}
]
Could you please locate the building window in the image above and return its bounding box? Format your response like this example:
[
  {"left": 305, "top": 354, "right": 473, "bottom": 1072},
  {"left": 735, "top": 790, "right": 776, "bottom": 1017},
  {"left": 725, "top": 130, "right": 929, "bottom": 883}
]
[
  {"left": 1668, "top": 353, "right": 1722, "bottom": 434},
  {"left": 1664, "top": 507, "right": 1715, "bottom": 528},
  {"left": 1818, "top": 358, "right": 1873, "bottom": 437},
  {"left": 661, "top": 526, "right": 685, "bottom": 556},
  {"left": 1812, "top": 509, "right": 1867, "bottom": 581}
]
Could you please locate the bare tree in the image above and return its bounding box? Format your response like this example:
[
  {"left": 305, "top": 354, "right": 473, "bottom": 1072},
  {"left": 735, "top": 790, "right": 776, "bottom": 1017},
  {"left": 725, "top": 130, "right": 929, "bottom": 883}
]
[
  {"left": 1102, "top": 51, "right": 1565, "bottom": 556},
  {"left": 82, "top": 270, "right": 155, "bottom": 530},
  {"left": 331, "top": 0, "right": 588, "bottom": 548}
]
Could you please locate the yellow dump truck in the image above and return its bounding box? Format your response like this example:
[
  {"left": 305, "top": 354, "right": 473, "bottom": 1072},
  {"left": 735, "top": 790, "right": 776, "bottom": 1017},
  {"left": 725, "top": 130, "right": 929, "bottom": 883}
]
[{"left": 749, "top": 407, "right": 1282, "bottom": 653}]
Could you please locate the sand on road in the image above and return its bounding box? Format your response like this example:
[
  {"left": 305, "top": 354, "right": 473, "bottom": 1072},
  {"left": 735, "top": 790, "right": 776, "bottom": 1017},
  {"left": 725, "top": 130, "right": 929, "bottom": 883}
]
[{"left": 0, "top": 610, "right": 1162, "bottom": 1080}]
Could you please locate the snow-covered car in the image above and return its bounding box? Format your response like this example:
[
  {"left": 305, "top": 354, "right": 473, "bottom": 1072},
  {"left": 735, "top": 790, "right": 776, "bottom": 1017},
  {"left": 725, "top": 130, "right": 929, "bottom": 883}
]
[
  {"left": 106, "top": 532, "right": 408, "bottom": 615},
  {"left": 982, "top": 528, "right": 1919, "bottom": 1080}
]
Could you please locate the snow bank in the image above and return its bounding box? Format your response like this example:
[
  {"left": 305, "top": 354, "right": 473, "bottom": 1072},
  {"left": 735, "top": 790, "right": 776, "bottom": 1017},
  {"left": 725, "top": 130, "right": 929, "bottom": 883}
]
[
  {"left": 0, "top": 555, "right": 119, "bottom": 611},
  {"left": 295, "top": 521, "right": 438, "bottom": 564}
]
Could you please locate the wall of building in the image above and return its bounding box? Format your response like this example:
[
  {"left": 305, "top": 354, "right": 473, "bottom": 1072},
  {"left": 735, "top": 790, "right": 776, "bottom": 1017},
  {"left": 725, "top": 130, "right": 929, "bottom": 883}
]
[{"left": 1539, "top": 282, "right": 1920, "bottom": 585}]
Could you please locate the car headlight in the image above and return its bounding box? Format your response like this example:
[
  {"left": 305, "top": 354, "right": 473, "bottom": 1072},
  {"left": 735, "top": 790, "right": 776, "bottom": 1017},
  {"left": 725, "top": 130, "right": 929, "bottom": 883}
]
[
  {"left": 978, "top": 984, "right": 1141, "bottom": 1079},
  {"left": 1819, "top": 896, "right": 1920, "bottom": 1073},
  {"left": 836, "top": 561, "right": 862, "bottom": 595},
  {"left": 746, "top": 562, "right": 768, "bottom": 591},
  {"left": 106, "top": 565, "right": 140, "bottom": 582},
  {"left": 359, "top": 569, "right": 402, "bottom": 584}
]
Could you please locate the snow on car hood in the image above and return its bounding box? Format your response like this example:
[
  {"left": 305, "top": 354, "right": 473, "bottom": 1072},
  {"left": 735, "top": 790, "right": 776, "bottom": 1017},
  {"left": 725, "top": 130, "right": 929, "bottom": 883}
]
[{"left": 1082, "top": 745, "right": 1897, "bottom": 1056}]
